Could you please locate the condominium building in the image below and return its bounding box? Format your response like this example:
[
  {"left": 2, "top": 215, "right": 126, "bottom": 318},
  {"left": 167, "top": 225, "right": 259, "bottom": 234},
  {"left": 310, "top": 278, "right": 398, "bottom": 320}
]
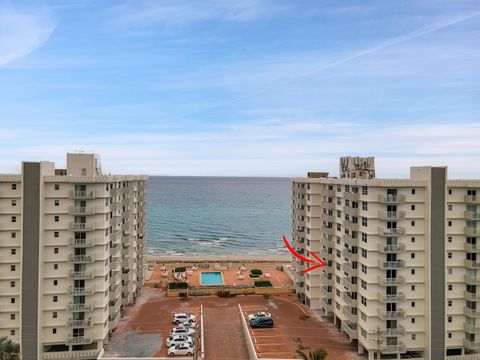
[
  {"left": 0, "top": 153, "right": 147, "bottom": 360},
  {"left": 291, "top": 156, "right": 480, "bottom": 360}
]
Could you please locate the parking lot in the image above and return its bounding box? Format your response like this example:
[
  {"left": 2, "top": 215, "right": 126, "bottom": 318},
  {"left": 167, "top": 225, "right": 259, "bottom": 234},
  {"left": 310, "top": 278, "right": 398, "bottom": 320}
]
[{"left": 103, "top": 288, "right": 363, "bottom": 360}]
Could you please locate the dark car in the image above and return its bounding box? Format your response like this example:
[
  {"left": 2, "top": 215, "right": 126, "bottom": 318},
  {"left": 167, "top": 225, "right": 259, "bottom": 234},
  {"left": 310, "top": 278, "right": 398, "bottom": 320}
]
[{"left": 250, "top": 317, "right": 274, "bottom": 328}]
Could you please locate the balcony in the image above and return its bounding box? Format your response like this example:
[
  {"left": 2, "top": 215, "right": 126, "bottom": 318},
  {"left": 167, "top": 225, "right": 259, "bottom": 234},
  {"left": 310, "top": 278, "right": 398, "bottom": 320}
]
[
  {"left": 69, "top": 223, "right": 95, "bottom": 231},
  {"left": 71, "top": 191, "right": 96, "bottom": 199},
  {"left": 341, "top": 262, "right": 358, "bottom": 276},
  {"left": 65, "top": 336, "right": 92, "bottom": 345},
  {"left": 343, "top": 233, "right": 358, "bottom": 247},
  {"left": 378, "top": 227, "right": 405, "bottom": 236},
  {"left": 320, "top": 248, "right": 334, "bottom": 261},
  {"left": 68, "top": 286, "right": 94, "bottom": 296},
  {"left": 320, "top": 298, "right": 333, "bottom": 312},
  {"left": 378, "top": 210, "right": 406, "bottom": 220},
  {"left": 109, "top": 297, "right": 122, "bottom": 315},
  {"left": 42, "top": 349, "right": 100, "bottom": 359},
  {"left": 464, "top": 338, "right": 480, "bottom": 349},
  {"left": 341, "top": 305, "right": 357, "bottom": 322},
  {"left": 465, "top": 259, "right": 480, "bottom": 269},
  {"left": 69, "top": 206, "right": 95, "bottom": 215},
  {"left": 341, "top": 292, "right": 357, "bottom": 306},
  {"left": 464, "top": 323, "right": 480, "bottom": 333},
  {"left": 377, "top": 292, "right": 405, "bottom": 303},
  {"left": 68, "top": 254, "right": 94, "bottom": 263},
  {"left": 465, "top": 274, "right": 480, "bottom": 285},
  {"left": 342, "top": 321, "right": 358, "bottom": 339},
  {"left": 465, "top": 228, "right": 480, "bottom": 237},
  {"left": 465, "top": 291, "right": 480, "bottom": 301},
  {"left": 321, "top": 272, "right": 333, "bottom": 285},
  {"left": 341, "top": 277, "right": 355, "bottom": 290},
  {"left": 67, "top": 318, "right": 93, "bottom": 328},
  {"left": 465, "top": 211, "right": 480, "bottom": 220},
  {"left": 109, "top": 309, "right": 121, "bottom": 328},
  {"left": 68, "top": 270, "right": 94, "bottom": 280},
  {"left": 69, "top": 238, "right": 94, "bottom": 247},
  {"left": 377, "top": 309, "right": 405, "bottom": 320},
  {"left": 378, "top": 243, "right": 406, "bottom": 253},
  {"left": 377, "top": 275, "right": 405, "bottom": 286},
  {"left": 67, "top": 303, "right": 93, "bottom": 312},
  {"left": 344, "top": 192, "right": 360, "bottom": 201},
  {"left": 378, "top": 194, "right": 406, "bottom": 203},
  {"left": 342, "top": 248, "right": 358, "bottom": 261},
  {"left": 465, "top": 195, "right": 480, "bottom": 204},
  {"left": 377, "top": 259, "right": 405, "bottom": 269},
  {"left": 464, "top": 307, "right": 480, "bottom": 317},
  {"left": 383, "top": 326, "right": 405, "bottom": 336},
  {"left": 320, "top": 286, "right": 332, "bottom": 297},
  {"left": 382, "top": 342, "right": 406, "bottom": 354},
  {"left": 322, "top": 226, "right": 335, "bottom": 236}
]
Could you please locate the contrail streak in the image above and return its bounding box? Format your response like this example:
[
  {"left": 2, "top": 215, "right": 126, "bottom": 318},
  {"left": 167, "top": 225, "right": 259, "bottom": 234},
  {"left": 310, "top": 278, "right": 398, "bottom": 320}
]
[{"left": 165, "top": 10, "right": 480, "bottom": 121}]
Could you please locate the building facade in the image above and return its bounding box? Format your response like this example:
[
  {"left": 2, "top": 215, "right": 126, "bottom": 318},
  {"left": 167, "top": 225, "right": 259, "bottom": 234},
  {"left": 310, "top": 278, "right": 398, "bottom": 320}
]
[
  {"left": 0, "top": 153, "right": 147, "bottom": 360},
  {"left": 291, "top": 157, "right": 480, "bottom": 360}
]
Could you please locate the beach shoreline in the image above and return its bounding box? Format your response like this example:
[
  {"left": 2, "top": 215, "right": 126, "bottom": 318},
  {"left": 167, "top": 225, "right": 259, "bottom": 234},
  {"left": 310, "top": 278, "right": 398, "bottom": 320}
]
[{"left": 146, "top": 254, "right": 290, "bottom": 263}]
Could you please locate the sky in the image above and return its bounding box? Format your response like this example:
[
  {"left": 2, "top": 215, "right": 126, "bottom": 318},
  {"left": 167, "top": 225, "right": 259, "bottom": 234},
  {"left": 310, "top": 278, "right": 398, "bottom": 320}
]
[{"left": 0, "top": 0, "right": 479, "bottom": 177}]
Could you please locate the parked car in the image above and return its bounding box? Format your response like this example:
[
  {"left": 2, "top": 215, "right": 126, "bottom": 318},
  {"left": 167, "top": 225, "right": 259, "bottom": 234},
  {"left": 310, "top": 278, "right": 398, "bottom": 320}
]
[
  {"left": 172, "top": 313, "right": 196, "bottom": 324},
  {"left": 166, "top": 334, "right": 194, "bottom": 347},
  {"left": 247, "top": 311, "right": 272, "bottom": 321},
  {"left": 170, "top": 326, "right": 196, "bottom": 336},
  {"left": 178, "top": 318, "right": 197, "bottom": 328},
  {"left": 250, "top": 317, "right": 274, "bottom": 328},
  {"left": 167, "top": 343, "right": 194, "bottom": 356}
]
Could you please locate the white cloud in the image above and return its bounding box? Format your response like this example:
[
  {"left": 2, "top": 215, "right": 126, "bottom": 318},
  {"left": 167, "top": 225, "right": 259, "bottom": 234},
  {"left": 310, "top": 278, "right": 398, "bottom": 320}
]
[{"left": 0, "top": 5, "right": 56, "bottom": 66}]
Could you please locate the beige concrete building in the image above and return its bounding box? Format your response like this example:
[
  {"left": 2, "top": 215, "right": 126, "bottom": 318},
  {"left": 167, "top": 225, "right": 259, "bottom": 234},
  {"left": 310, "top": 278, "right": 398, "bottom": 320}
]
[
  {"left": 0, "top": 153, "right": 147, "bottom": 360},
  {"left": 291, "top": 156, "right": 480, "bottom": 360}
]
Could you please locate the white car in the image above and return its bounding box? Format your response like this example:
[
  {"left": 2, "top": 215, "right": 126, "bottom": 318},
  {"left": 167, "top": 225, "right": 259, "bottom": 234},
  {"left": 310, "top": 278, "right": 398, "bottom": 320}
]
[
  {"left": 168, "top": 343, "right": 194, "bottom": 356},
  {"left": 178, "top": 318, "right": 197, "bottom": 328},
  {"left": 172, "top": 313, "right": 196, "bottom": 324},
  {"left": 170, "top": 326, "right": 196, "bottom": 336},
  {"left": 247, "top": 312, "right": 272, "bottom": 321},
  {"left": 166, "top": 334, "right": 194, "bottom": 347}
]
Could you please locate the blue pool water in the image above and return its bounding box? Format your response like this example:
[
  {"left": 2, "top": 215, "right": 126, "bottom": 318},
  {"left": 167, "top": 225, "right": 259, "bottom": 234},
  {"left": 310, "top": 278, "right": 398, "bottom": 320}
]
[{"left": 201, "top": 272, "right": 223, "bottom": 285}]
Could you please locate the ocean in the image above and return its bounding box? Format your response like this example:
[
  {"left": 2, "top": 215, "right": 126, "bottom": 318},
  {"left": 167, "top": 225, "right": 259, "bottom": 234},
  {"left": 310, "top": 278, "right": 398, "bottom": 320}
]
[{"left": 147, "top": 176, "right": 291, "bottom": 257}]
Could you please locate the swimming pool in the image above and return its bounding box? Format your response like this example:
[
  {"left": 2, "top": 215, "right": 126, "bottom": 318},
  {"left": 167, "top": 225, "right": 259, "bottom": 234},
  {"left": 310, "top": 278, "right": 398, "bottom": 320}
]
[{"left": 200, "top": 272, "right": 223, "bottom": 285}]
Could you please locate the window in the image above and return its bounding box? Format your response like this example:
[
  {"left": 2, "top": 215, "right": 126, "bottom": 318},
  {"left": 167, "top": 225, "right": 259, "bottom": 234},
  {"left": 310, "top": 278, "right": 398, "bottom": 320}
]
[
  {"left": 52, "top": 328, "right": 57, "bottom": 334},
  {"left": 362, "top": 217, "right": 368, "bottom": 227},
  {"left": 448, "top": 204, "right": 452, "bottom": 211},
  {"left": 10, "top": 265, "right": 15, "bottom": 272},
  {"left": 411, "top": 204, "right": 415, "bottom": 210},
  {"left": 448, "top": 268, "right": 453, "bottom": 275},
  {"left": 411, "top": 301, "right": 415, "bottom": 307},
  {"left": 11, "top": 298, "right": 15, "bottom": 304},
  {"left": 411, "top": 285, "right": 415, "bottom": 291},
  {"left": 10, "top": 281, "right": 15, "bottom": 287},
  {"left": 412, "top": 189, "right": 415, "bottom": 195},
  {"left": 361, "top": 296, "right": 367, "bottom": 306},
  {"left": 53, "top": 264, "right": 58, "bottom": 270},
  {"left": 362, "top": 201, "right": 368, "bottom": 211},
  {"left": 448, "top": 252, "right": 452, "bottom": 259},
  {"left": 53, "top": 312, "right": 57, "bottom": 319},
  {"left": 11, "top": 200, "right": 16, "bottom": 206},
  {"left": 10, "top": 314, "right": 15, "bottom": 320},
  {"left": 411, "top": 237, "right": 415, "bottom": 243},
  {"left": 362, "top": 186, "right": 368, "bottom": 195},
  {"left": 361, "top": 249, "right": 368, "bottom": 258},
  {"left": 11, "top": 249, "right": 16, "bottom": 255},
  {"left": 448, "top": 316, "right": 452, "bottom": 323},
  {"left": 448, "top": 333, "right": 452, "bottom": 339},
  {"left": 11, "top": 232, "right": 16, "bottom": 238},
  {"left": 448, "top": 236, "right": 452, "bottom": 243},
  {"left": 361, "top": 233, "right": 368, "bottom": 243},
  {"left": 11, "top": 183, "right": 16, "bottom": 190},
  {"left": 411, "top": 253, "right": 415, "bottom": 259},
  {"left": 411, "top": 220, "right": 415, "bottom": 226},
  {"left": 361, "top": 280, "right": 367, "bottom": 290},
  {"left": 10, "top": 330, "right": 15, "bottom": 336},
  {"left": 448, "top": 284, "right": 452, "bottom": 291},
  {"left": 54, "top": 248, "right": 59, "bottom": 254},
  {"left": 448, "top": 300, "right": 452, "bottom": 307},
  {"left": 54, "top": 200, "right": 59, "bottom": 206},
  {"left": 54, "top": 184, "right": 60, "bottom": 190},
  {"left": 53, "top": 280, "right": 58, "bottom": 286},
  {"left": 412, "top": 334, "right": 416, "bottom": 340},
  {"left": 411, "top": 318, "right": 415, "bottom": 324},
  {"left": 361, "top": 264, "right": 367, "bottom": 274},
  {"left": 411, "top": 269, "right": 415, "bottom": 275},
  {"left": 54, "top": 231, "right": 59, "bottom": 238},
  {"left": 448, "top": 189, "right": 452, "bottom": 195},
  {"left": 54, "top": 216, "right": 59, "bottom": 222},
  {"left": 11, "top": 216, "right": 16, "bottom": 223},
  {"left": 448, "top": 221, "right": 452, "bottom": 227},
  {"left": 53, "top": 296, "right": 58, "bottom": 302}
]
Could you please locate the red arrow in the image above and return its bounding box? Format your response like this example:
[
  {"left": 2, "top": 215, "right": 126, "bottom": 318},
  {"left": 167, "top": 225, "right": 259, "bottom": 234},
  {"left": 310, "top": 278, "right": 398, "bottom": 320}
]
[{"left": 282, "top": 235, "right": 326, "bottom": 273}]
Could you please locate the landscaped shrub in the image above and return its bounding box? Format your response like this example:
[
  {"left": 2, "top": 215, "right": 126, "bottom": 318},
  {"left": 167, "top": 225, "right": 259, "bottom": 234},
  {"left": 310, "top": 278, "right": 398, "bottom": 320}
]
[
  {"left": 249, "top": 274, "right": 260, "bottom": 278},
  {"left": 254, "top": 281, "right": 272, "bottom": 287},
  {"left": 250, "top": 269, "right": 263, "bottom": 275},
  {"left": 168, "top": 282, "right": 188, "bottom": 290},
  {"left": 174, "top": 266, "right": 187, "bottom": 273}
]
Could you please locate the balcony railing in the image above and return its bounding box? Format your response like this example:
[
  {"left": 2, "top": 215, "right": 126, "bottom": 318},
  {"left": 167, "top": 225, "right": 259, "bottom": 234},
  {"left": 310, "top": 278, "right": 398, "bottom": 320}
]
[
  {"left": 377, "top": 309, "right": 405, "bottom": 320},
  {"left": 464, "top": 338, "right": 480, "bottom": 349},
  {"left": 377, "top": 275, "right": 405, "bottom": 286},
  {"left": 65, "top": 336, "right": 92, "bottom": 345},
  {"left": 465, "top": 228, "right": 480, "bottom": 237},
  {"left": 377, "top": 292, "right": 405, "bottom": 303},
  {"left": 42, "top": 349, "right": 101, "bottom": 359},
  {"left": 320, "top": 298, "right": 332, "bottom": 312},
  {"left": 465, "top": 195, "right": 480, "bottom": 204},
  {"left": 68, "top": 254, "right": 94, "bottom": 263},
  {"left": 465, "top": 211, "right": 480, "bottom": 220},
  {"left": 378, "top": 227, "right": 405, "bottom": 236},
  {"left": 465, "top": 259, "right": 480, "bottom": 269},
  {"left": 341, "top": 262, "right": 358, "bottom": 276},
  {"left": 377, "top": 259, "right": 405, "bottom": 269},
  {"left": 465, "top": 274, "right": 480, "bottom": 285},
  {"left": 67, "top": 303, "right": 93, "bottom": 312},
  {"left": 67, "top": 318, "right": 93, "bottom": 328},
  {"left": 69, "top": 238, "right": 94, "bottom": 247},
  {"left": 341, "top": 321, "right": 358, "bottom": 339},
  {"left": 69, "top": 223, "right": 95, "bottom": 231},
  {"left": 341, "top": 305, "right": 357, "bottom": 322},
  {"left": 341, "top": 292, "right": 357, "bottom": 306},
  {"left": 378, "top": 194, "right": 406, "bottom": 203},
  {"left": 344, "top": 192, "right": 360, "bottom": 201},
  {"left": 341, "top": 277, "right": 355, "bottom": 290},
  {"left": 378, "top": 243, "right": 406, "bottom": 253},
  {"left": 321, "top": 272, "right": 333, "bottom": 285},
  {"left": 465, "top": 291, "right": 480, "bottom": 301},
  {"left": 68, "top": 270, "right": 94, "bottom": 280},
  {"left": 382, "top": 343, "right": 406, "bottom": 354},
  {"left": 378, "top": 210, "right": 406, "bottom": 220},
  {"left": 464, "top": 323, "right": 480, "bottom": 333},
  {"left": 464, "top": 307, "right": 480, "bottom": 317},
  {"left": 343, "top": 233, "right": 358, "bottom": 247},
  {"left": 465, "top": 243, "right": 480, "bottom": 252},
  {"left": 69, "top": 206, "right": 95, "bottom": 215},
  {"left": 383, "top": 326, "right": 405, "bottom": 336},
  {"left": 71, "top": 191, "right": 96, "bottom": 199},
  {"left": 68, "top": 286, "right": 94, "bottom": 296}
]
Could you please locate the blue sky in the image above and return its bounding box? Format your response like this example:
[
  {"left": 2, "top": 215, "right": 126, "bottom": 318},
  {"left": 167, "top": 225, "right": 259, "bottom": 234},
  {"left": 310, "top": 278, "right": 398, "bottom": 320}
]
[{"left": 0, "top": 0, "right": 479, "bottom": 177}]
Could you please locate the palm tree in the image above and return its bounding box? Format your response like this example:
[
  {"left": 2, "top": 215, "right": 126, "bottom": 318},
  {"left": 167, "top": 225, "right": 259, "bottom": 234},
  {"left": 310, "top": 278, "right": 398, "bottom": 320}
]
[
  {"left": 0, "top": 336, "right": 20, "bottom": 360},
  {"left": 296, "top": 348, "right": 328, "bottom": 360}
]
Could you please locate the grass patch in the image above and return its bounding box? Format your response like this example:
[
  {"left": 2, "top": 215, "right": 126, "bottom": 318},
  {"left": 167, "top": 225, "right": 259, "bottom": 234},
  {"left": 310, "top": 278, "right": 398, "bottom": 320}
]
[
  {"left": 174, "top": 266, "right": 187, "bottom": 273},
  {"left": 250, "top": 269, "right": 263, "bottom": 275},
  {"left": 168, "top": 282, "right": 188, "bottom": 290},
  {"left": 254, "top": 280, "right": 272, "bottom": 287}
]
